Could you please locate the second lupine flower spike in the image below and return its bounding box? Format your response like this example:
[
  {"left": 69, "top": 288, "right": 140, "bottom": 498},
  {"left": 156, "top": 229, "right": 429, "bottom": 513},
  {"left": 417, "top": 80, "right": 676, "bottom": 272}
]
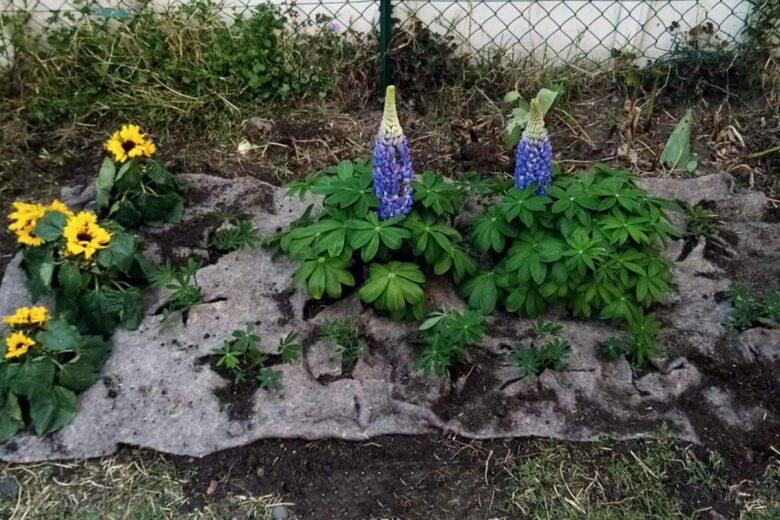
[
  {"left": 372, "top": 86, "right": 413, "bottom": 220},
  {"left": 514, "top": 98, "right": 553, "bottom": 193}
]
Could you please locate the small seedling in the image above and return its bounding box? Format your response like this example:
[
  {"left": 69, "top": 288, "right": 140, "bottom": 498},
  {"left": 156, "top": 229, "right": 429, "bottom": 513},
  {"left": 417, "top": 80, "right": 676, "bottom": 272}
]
[
  {"left": 318, "top": 318, "right": 368, "bottom": 366},
  {"left": 513, "top": 321, "right": 570, "bottom": 377},
  {"left": 417, "top": 309, "right": 486, "bottom": 377},
  {"left": 683, "top": 203, "right": 718, "bottom": 238},
  {"left": 599, "top": 310, "right": 665, "bottom": 371},
  {"left": 725, "top": 283, "right": 780, "bottom": 330},
  {"left": 212, "top": 325, "right": 301, "bottom": 388},
  {"left": 150, "top": 258, "right": 203, "bottom": 319},
  {"left": 212, "top": 218, "right": 261, "bottom": 252}
]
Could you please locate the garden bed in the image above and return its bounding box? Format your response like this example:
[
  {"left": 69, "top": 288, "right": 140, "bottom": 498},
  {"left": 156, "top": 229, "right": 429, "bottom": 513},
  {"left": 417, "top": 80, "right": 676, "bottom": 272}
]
[{"left": 1, "top": 171, "right": 777, "bottom": 463}]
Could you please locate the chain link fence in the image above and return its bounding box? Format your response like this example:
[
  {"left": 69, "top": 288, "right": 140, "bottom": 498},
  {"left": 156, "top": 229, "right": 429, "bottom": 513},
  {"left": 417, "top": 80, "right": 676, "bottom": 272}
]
[{"left": 1, "top": 0, "right": 775, "bottom": 74}]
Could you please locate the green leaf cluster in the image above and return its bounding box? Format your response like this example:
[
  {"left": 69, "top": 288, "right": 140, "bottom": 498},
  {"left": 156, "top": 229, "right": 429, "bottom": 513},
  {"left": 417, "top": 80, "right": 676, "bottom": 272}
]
[
  {"left": 318, "top": 318, "right": 368, "bottom": 366},
  {"left": 97, "top": 157, "right": 184, "bottom": 229},
  {"left": 512, "top": 320, "right": 570, "bottom": 377},
  {"left": 504, "top": 85, "right": 565, "bottom": 148},
  {"left": 599, "top": 310, "right": 665, "bottom": 371},
  {"left": 212, "top": 218, "right": 261, "bottom": 252},
  {"left": 725, "top": 283, "right": 780, "bottom": 331},
  {"left": 280, "top": 160, "right": 476, "bottom": 320},
  {"left": 212, "top": 325, "right": 300, "bottom": 387},
  {"left": 149, "top": 259, "right": 203, "bottom": 320},
  {"left": 417, "top": 309, "right": 486, "bottom": 377},
  {"left": 463, "top": 164, "right": 680, "bottom": 324},
  {"left": 22, "top": 217, "right": 148, "bottom": 337},
  {"left": 0, "top": 317, "right": 110, "bottom": 441}
]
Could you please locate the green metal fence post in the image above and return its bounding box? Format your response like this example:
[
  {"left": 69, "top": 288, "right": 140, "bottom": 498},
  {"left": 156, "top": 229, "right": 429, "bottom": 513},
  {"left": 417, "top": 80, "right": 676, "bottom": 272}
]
[{"left": 379, "top": 0, "right": 393, "bottom": 96}]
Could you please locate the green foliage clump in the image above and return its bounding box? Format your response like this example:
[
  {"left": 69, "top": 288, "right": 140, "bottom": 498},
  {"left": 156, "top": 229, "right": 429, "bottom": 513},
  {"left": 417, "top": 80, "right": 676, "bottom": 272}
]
[
  {"left": 97, "top": 156, "right": 183, "bottom": 230},
  {"left": 599, "top": 310, "right": 665, "bottom": 371},
  {"left": 725, "top": 283, "right": 780, "bottom": 331},
  {"left": 279, "top": 159, "right": 475, "bottom": 320},
  {"left": 20, "top": 209, "right": 147, "bottom": 337},
  {"left": 0, "top": 316, "right": 111, "bottom": 441},
  {"left": 504, "top": 85, "right": 565, "bottom": 148},
  {"left": 464, "top": 164, "right": 680, "bottom": 324},
  {"left": 6, "top": 1, "right": 346, "bottom": 125},
  {"left": 683, "top": 203, "right": 718, "bottom": 238},
  {"left": 212, "top": 218, "right": 261, "bottom": 252},
  {"left": 149, "top": 259, "right": 203, "bottom": 321},
  {"left": 513, "top": 319, "right": 570, "bottom": 377},
  {"left": 417, "top": 309, "right": 486, "bottom": 377},
  {"left": 318, "top": 318, "right": 368, "bottom": 366},
  {"left": 213, "top": 325, "right": 300, "bottom": 388}
]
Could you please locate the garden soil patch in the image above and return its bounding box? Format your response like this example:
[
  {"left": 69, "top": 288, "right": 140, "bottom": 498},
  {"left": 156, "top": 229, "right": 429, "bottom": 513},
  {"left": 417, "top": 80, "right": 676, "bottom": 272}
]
[{"left": 1, "top": 172, "right": 778, "bottom": 464}]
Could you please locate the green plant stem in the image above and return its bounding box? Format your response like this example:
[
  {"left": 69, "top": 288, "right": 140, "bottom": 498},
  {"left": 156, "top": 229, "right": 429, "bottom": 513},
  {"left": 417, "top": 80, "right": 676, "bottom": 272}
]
[{"left": 749, "top": 144, "right": 780, "bottom": 159}]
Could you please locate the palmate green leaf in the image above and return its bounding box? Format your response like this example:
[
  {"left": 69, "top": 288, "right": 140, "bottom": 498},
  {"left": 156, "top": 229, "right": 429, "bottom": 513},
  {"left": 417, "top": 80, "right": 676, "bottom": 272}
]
[
  {"left": 359, "top": 262, "right": 425, "bottom": 319},
  {"left": 563, "top": 229, "right": 606, "bottom": 277},
  {"left": 547, "top": 180, "right": 601, "bottom": 221},
  {"left": 286, "top": 209, "right": 350, "bottom": 258},
  {"left": 412, "top": 171, "right": 464, "bottom": 216},
  {"left": 460, "top": 268, "right": 509, "bottom": 315},
  {"left": 471, "top": 206, "right": 518, "bottom": 254},
  {"left": 506, "top": 282, "right": 548, "bottom": 317},
  {"left": 29, "top": 385, "right": 77, "bottom": 437},
  {"left": 348, "top": 213, "right": 409, "bottom": 262},
  {"left": 591, "top": 177, "right": 644, "bottom": 212},
  {"left": 0, "top": 392, "right": 23, "bottom": 442},
  {"left": 258, "top": 367, "right": 283, "bottom": 391},
  {"left": 597, "top": 210, "right": 653, "bottom": 246},
  {"left": 499, "top": 186, "right": 551, "bottom": 228},
  {"left": 433, "top": 246, "right": 478, "bottom": 284},
  {"left": 278, "top": 331, "right": 301, "bottom": 364},
  {"left": 403, "top": 213, "right": 461, "bottom": 264},
  {"left": 310, "top": 168, "right": 378, "bottom": 217},
  {"left": 505, "top": 229, "right": 565, "bottom": 285},
  {"left": 97, "top": 157, "right": 117, "bottom": 210},
  {"left": 285, "top": 171, "right": 324, "bottom": 200},
  {"left": 292, "top": 252, "right": 355, "bottom": 300},
  {"left": 34, "top": 210, "right": 68, "bottom": 242}
]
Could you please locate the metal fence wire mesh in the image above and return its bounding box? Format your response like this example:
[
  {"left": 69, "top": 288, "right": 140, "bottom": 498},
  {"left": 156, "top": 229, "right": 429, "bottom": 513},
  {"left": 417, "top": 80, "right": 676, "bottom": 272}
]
[{"left": 0, "top": 0, "right": 775, "bottom": 67}]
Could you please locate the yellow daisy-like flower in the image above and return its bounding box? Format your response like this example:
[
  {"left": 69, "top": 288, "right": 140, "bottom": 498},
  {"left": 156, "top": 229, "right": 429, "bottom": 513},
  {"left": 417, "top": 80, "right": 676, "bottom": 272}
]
[
  {"left": 27, "top": 306, "right": 51, "bottom": 325},
  {"left": 5, "top": 331, "right": 35, "bottom": 360},
  {"left": 63, "top": 211, "right": 112, "bottom": 259},
  {"left": 3, "top": 307, "right": 31, "bottom": 326},
  {"left": 104, "top": 124, "right": 157, "bottom": 163},
  {"left": 48, "top": 199, "right": 75, "bottom": 218},
  {"left": 2, "top": 306, "right": 50, "bottom": 326},
  {"left": 7, "top": 201, "right": 47, "bottom": 247}
]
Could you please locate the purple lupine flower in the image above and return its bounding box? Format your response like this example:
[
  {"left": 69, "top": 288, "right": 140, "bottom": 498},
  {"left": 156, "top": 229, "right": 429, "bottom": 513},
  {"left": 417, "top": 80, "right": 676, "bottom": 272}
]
[
  {"left": 373, "top": 85, "right": 413, "bottom": 220},
  {"left": 514, "top": 98, "right": 552, "bottom": 193},
  {"left": 328, "top": 21, "right": 341, "bottom": 32}
]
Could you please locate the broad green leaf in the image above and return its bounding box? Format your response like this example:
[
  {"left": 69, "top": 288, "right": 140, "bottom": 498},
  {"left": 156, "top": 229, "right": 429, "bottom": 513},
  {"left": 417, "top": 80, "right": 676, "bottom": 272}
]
[
  {"left": 29, "top": 385, "right": 77, "bottom": 437},
  {"left": 8, "top": 358, "right": 56, "bottom": 397},
  {"left": 660, "top": 109, "right": 696, "bottom": 171},
  {"left": 37, "top": 317, "right": 82, "bottom": 352},
  {"left": 34, "top": 210, "right": 68, "bottom": 242},
  {"left": 0, "top": 392, "right": 23, "bottom": 442},
  {"left": 97, "top": 157, "right": 116, "bottom": 210}
]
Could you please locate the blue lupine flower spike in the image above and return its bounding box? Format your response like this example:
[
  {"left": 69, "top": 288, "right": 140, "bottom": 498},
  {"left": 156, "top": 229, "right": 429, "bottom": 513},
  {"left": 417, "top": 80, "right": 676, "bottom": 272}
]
[
  {"left": 372, "top": 85, "right": 413, "bottom": 220},
  {"left": 514, "top": 98, "right": 553, "bottom": 193}
]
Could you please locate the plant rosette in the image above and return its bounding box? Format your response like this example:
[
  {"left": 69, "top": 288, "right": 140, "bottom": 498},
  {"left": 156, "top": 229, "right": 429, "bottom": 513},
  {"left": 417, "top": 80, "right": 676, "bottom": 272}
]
[
  {"left": 0, "top": 306, "right": 110, "bottom": 441},
  {"left": 99, "top": 124, "right": 184, "bottom": 228},
  {"left": 8, "top": 199, "right": 147, "bottom": 336}
]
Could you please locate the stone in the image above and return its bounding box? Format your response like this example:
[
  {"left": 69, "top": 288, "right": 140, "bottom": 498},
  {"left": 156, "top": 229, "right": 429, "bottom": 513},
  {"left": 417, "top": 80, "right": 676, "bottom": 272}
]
[
  {"left": 0, "top": 172, "right": 778, "bottom": 462},
  {"left": 271, "top": 505, "right": 292, "bottom": 520},
  {"left": 0, "top": 476, "right": 20, "bottom": 499}
]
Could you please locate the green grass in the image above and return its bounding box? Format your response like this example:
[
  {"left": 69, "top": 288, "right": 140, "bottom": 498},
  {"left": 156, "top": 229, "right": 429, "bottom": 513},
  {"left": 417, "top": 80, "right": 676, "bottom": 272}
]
[{"left": 0, "top": 450, "right": 281, "bottom": 519}]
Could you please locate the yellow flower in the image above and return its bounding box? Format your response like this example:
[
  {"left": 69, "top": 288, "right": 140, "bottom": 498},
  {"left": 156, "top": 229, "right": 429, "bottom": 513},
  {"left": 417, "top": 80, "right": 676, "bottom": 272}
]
[
  {"left": 63, "top": 211, "right": 112, "bottom": 259},
  {"left": 104, "top": 124, "right": 157, "bottom": 163},
  {"left": 5, "top": 331, "right": 35, "bottom": 360},
  {"left": 28, "top": 306, "right": 51, "bottom": 325},
  {"left": 2, "top": 306, "right": 50, "bottom": 326},
  {"left": 7, "top": 201, "right": 47, "bottom": 247},
  {"left": 48, "top": 199, "right": 75, "bottom": 218},
  {"left": 3, "top": 307, "right": 31, "bottom": 326}
]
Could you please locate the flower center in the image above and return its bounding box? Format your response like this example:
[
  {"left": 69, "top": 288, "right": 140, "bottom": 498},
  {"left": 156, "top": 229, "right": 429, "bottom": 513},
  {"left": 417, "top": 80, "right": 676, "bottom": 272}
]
[
  {"left": 77, "top": 231, "right": 94, "bottom": 242},
  {"left": 121, "top": 140, "right": 137, "bottom": 153}
]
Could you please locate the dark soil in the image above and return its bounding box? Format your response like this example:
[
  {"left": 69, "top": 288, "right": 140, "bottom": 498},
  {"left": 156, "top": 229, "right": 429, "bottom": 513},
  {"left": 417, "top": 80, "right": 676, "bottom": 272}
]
[{"left": 178, "top": 435, "right": 514, "bottom": 519}]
